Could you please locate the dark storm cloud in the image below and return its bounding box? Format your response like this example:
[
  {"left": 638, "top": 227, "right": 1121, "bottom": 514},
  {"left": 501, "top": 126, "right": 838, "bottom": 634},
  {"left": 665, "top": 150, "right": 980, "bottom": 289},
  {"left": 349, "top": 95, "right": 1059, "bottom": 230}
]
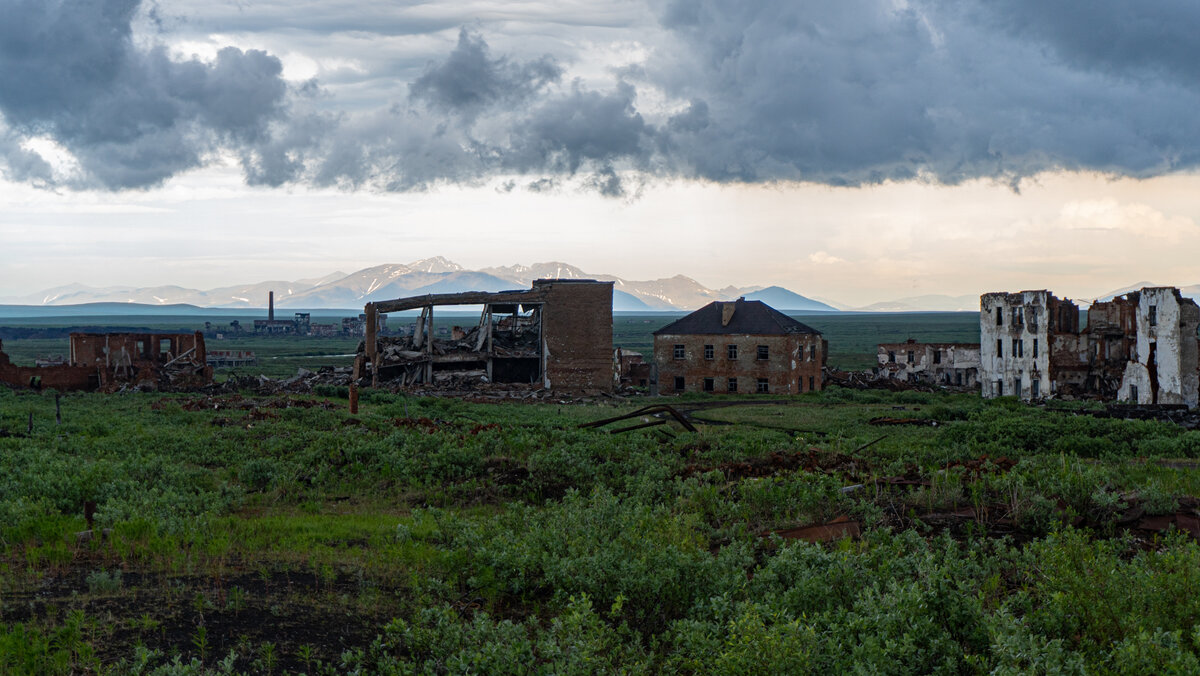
[
  {"left": 5, "top": 0, "right": 1200, "bottom": 194},
  {"left": 0, "top": 0, "right": 291, "bottom": 188},
  {"left": 650, "top": 0, "right": 1200, "bottom": 186},
  {"left": 409, "top": 29, "right": 561, "bottom": 118}
]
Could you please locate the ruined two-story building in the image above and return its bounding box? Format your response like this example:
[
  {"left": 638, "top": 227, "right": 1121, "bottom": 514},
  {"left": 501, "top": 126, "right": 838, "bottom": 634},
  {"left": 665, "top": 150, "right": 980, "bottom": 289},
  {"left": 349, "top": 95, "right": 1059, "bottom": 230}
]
[
  {"left": 980, "top": 287, "right": 1199, "bottom": 406},
  {"left": 877, "top": 339, "right": 980, "bottom": 387},
  {"left": 653, "top": 298, "right": 826, "bottom": 394}
]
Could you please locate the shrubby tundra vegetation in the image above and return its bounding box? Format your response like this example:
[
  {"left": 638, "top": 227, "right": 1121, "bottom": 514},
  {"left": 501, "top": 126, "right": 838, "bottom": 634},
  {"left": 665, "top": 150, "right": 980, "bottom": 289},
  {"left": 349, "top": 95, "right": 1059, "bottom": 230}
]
[{"left": 3, "top": 385, "right": 1200, "bottom": 673}]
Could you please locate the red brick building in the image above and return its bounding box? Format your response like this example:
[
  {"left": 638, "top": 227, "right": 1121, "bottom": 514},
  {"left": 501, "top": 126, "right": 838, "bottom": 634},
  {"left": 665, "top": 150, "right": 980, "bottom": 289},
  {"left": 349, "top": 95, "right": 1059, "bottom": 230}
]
[{"left": 653, "top": 298, "right": 826, "bottom": 394}]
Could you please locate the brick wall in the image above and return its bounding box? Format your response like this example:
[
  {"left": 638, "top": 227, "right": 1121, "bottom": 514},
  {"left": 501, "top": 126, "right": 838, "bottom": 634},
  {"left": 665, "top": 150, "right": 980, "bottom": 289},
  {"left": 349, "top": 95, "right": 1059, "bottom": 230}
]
[
  {"left": 538, "top": 280, "right": 614, "bottom": 392},
  {"left": 654, "top": 332, "right": 825, "bottom": 394}
]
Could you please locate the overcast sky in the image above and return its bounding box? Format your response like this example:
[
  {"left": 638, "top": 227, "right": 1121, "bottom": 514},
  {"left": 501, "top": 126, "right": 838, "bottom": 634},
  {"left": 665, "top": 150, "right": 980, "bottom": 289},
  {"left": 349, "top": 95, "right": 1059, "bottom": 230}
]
[{"left": 1, "top": 0, "right": 1198, "bottom": 306}]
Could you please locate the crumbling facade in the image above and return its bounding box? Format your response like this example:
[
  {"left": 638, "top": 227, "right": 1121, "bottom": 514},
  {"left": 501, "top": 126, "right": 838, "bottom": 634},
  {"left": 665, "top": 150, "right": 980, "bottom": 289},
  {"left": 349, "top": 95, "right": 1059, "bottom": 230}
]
[
  {"left": 653, "top": 298, "right": 826, "bottom": 395},
  {"left": 359, "top": 279, "right": 614, "bottom": 393},
  {"left": 877, "top": 340, "right": 980, "bottom": 387},
  {"left": 0, "top": 332, "right": 212, "bottom": 391},
  {"left": 981, "top": 287, "right": 1200, "bottom": 406},
  {"left": 1118, "top": 288, "right": 1200, "bottom": 407}
]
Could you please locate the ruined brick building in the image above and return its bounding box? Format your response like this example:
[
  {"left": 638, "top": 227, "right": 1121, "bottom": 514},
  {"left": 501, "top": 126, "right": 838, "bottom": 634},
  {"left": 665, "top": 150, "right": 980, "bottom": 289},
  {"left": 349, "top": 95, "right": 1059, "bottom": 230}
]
[
  {"left": 359, "top": 279, "right": 613, "bottom": 393},
  {"left": 0, "top": 332, "right": 212, "bottom": 391},
  {"left": 653, "top": 298, "right": 826, "bottom": 394},
  {"left": 877, "top": 339, "right": 980, "bottom": 387},
  {"left": 980, "top": 287, "right": 1200, "bottom": 406}
]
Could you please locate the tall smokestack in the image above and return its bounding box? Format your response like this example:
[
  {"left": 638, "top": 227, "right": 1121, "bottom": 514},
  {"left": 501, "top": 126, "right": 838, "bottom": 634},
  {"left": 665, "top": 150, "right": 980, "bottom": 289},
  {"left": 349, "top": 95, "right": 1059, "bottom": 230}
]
[{"left": 269, "top": 291, "right": 274, "bottom": 322}]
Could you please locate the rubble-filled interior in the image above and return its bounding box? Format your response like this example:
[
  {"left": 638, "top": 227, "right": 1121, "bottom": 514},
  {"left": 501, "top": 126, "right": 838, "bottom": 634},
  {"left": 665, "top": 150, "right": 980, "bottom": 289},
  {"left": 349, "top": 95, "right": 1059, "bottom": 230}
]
[
  {"left": 364, "top": 302, "right": 545, "bottom": 388},
  {"left": 0, "top": 332, "right": 212, "bottom": 391},
  {"left": 358, "top": 280, "right": 614, "bottom": 393}
]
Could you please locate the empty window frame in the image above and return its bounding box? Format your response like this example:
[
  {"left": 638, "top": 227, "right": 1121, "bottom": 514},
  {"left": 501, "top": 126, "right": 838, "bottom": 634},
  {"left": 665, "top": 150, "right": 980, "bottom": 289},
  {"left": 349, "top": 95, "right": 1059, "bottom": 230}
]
[
  {"left": 703, "top": 377, "right": 715, "bottom": 392},
  {"left": 808, "top": 376, "right": 815, "bottom": 392},
  {"left": 996, "top": 307, "right": 1003, "bottom": 325},
  {"left": 756, "top": 378, "right": 769, "bottom": 393},
  {"left": 809, "top": 345, "right": 816, "bottom": 360},
  {"left": 906, "top": 351, "right": 914, "bottom": 364},
  {"left": 1149, "top": 305, "right": 1157, "bottom": 326},
  {"left": 727, "top": 344, "right": 738, "bottom": 359},
  {"left": 703, "top": 344, "right": 714, "bottom": 360},
  {"left": 996, "top": 380, "right": 1003, "bottom": 396},
  {"left": 674, "top": 376, "right": 685, "bottom": 391},
  {"left": 1012, "top": 307, "right": 1023, "bottom": 325},
  {"left": 888, "top": 351, "right": 896, "bottom": 363},
  {"left": 1031, "top": 379, "right": 1040, "bottom": 398},
  {"left": 727, "top": 377, "right": 737, "bottom": 393},
  {"left": 933, "top": 350, "right": 941, "bottom": 364},
  {"left": 1033, "top": 338, "right": 1039, "bottom": 358},
  {"left": 996, "top": 338, "right": 1003, "bottom": 357},
  {"left": 757, "top": 345, "right": 769, "bottom": 360},
  {"left": 673, "top": 344, "right": 685, "bottom": 360}
]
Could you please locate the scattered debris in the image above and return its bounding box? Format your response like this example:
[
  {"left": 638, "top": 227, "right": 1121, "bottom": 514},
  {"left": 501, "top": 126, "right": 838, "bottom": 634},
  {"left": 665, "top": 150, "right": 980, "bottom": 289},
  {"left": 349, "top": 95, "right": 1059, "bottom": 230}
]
[
  {"left": 580, "top": 404, "right": 698, "bottom": 434},
  {"left": 0, "top": 332, "right": 212, "bottom": 392}
]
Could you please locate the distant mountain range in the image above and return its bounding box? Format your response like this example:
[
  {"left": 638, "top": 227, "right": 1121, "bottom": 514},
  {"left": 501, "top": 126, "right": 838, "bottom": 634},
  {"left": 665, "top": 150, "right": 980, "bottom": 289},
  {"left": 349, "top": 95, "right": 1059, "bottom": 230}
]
[
  {"left": 5, "top": 259, "right": 1192, "bottom": 313},
  {"left": 0, "top": 258, "right": 841, "bottom": 313}
]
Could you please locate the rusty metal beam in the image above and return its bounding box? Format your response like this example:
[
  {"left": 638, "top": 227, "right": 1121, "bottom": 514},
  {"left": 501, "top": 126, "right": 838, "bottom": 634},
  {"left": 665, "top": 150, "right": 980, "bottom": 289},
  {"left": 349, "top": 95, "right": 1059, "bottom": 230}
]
[{"left": 372, "top": 289, "right": 547, "bottom": 313}]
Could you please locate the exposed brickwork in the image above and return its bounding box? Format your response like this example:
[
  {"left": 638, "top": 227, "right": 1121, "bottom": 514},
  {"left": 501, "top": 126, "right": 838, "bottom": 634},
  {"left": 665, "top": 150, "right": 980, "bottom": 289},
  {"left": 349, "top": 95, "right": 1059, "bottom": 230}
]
[
  {"left": 654, "top": 332, "right": 826, "bottom": 394},
  {"left": 538, "top": 280, "right": 614, "bottom": 393},
  {"left": 981, "top": 287, "right": 1200, "bottom": 404},
  {"left": 877, "top": 340, "right": 980, "bottom": 387},
  {"left": 0, "top": 332, "right": 212, "bottom": 391}
]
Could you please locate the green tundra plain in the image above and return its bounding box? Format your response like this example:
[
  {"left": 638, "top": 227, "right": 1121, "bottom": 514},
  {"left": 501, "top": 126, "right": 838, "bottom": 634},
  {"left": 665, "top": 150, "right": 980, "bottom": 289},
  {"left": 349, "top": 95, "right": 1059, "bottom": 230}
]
[{"left": 3, "top": 312, "right": 1200, "bottom": 674}]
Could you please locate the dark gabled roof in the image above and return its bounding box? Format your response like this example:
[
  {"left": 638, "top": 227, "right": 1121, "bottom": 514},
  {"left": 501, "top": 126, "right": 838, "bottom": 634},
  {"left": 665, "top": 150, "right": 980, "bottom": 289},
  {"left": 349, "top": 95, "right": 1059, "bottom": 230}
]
[{"left": 653, "top": 299, "right": 822, "bottom": 336}]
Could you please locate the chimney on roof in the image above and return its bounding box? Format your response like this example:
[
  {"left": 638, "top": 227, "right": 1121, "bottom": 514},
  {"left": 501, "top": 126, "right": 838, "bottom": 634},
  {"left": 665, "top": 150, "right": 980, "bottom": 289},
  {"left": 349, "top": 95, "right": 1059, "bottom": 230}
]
[
  {"left": 269, "top": 291, "right": 274, "bottom": 322},
  {"left": 721, "top": 301, "right": 737, "bottom": 326}
]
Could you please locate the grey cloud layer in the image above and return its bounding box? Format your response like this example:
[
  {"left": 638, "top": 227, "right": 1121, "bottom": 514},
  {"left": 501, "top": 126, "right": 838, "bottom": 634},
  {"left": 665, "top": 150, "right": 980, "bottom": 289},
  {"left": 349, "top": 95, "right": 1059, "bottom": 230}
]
[
  {"left": 0, "top": 0, "right": 292, "bottom": 189},
  {"left": 2, "top": 0, "right": 1199, "bottom": 193}
]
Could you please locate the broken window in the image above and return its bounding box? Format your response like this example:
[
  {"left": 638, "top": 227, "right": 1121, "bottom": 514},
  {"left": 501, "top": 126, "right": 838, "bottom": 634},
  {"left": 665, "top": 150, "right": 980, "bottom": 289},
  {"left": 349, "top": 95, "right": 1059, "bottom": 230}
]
[
  {"left": 757, "top": 345, "right": 769, "bottom": 360},
  {"left": 1015, "top": 339, "right": 1023, "bottom": 358},
  {"left": 704, "top": 344, "right": 714, "bottom": 360},
  {"left": 1013, "top": 307, "right": 1023, "bottom": 325},
  {"left": 756, "top": 378, "right": 769, "bottom": 393},
  {"left": 160, "top": 339, "right": 172, "bottom": 354},
  {"left": 933, "top": 350, "right": 941, "bottom": 364},
  {"left": 906, "top": 351, "right": 914, "bottom": 364},
  {"left": 727, "top": 344, "right": 738, "bottom": 360},
  {"left": 888, "top": 351, "right": 896, "bottom": 363},
  {"left": 1149, "top": 305, "right": 1157, "bottom": 326},
  {"left": 727, "top": 377, "right": 737, "bottom": 393},
  {"left": 997, "top": 339, "right": 1003, "bottom": 358},
  {"left": 674, "top": 376, "right": 685, "bottom": 391},
  {"left": 996, "top": 307, "right": 1003, "bottom": 325},
  {"left": 673, "top": 344, "right": 685, "bottom": 360},
  {"left": 703, "top": 377, "right": 714, "bottom": 392}
]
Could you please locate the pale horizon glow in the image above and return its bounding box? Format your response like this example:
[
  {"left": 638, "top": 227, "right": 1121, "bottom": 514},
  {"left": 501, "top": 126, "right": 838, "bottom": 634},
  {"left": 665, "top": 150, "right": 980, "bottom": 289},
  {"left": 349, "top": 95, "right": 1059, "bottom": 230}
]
[{"left": 2, "top": 1, "right": 1199, "bottom": 309}]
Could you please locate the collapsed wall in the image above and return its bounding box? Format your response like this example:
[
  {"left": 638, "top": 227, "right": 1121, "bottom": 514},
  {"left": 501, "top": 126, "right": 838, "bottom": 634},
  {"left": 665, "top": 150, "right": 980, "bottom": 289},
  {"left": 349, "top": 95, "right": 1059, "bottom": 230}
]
[
  {"left": 981, "top": 287, "right": 1200, "bottom": 405},
  {"left": 0, "top": 332, "right": 213, "bottom": 391},
  {"left": 359, "top": 279, "right": 614, "bottom": 393}
]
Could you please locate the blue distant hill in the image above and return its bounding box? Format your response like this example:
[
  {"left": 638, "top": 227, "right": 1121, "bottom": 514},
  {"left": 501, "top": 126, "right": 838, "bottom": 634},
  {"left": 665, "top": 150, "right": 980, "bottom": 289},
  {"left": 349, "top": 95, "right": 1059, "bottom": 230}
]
[{"left": 742, "top": 286, "right": 840, "bottom": 312}]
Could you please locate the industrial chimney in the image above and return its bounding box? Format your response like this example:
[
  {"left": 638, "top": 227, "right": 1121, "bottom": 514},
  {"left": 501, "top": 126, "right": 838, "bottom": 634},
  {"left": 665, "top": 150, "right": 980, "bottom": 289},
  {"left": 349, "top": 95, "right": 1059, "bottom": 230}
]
[{"left": 269, "top": 291, "right": 275, "bottom": 322}]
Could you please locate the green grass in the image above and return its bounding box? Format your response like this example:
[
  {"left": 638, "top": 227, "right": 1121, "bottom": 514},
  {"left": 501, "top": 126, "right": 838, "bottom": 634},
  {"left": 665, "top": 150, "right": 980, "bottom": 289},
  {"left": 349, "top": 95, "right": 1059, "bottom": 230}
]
[{"left": 3, "top": 385, "right": 1200, "bottom": 673}]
